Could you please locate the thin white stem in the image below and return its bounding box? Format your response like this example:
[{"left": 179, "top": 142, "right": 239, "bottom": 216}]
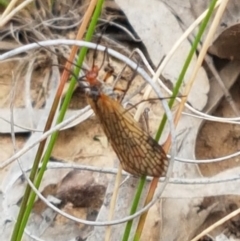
[
  {"left": 0, "top": 106, "right": 92, "bottom": 169},
  {"left": 0, "top": 0, "right": 34, "bottom": 28}
]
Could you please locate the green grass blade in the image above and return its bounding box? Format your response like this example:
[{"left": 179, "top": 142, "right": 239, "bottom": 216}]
[
  {"left": 155, "top": 0, "right": 218, "bottom": 141},
  {"left": 121, "top": 176, "right": 146, "bottom": 241},
  {"left": 11, "top": 1, "right": 105, "bottom": 241},
  {"left": 123, "top": 0, "right": 219, "bottom": 240}
]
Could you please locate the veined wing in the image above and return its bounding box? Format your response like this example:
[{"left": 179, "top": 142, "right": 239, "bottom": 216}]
[{"left": 87, "top": 93, "right": 169, "bottom": 177}]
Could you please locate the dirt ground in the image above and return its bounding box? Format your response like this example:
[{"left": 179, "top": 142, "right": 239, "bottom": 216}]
[{"left": 196, "top": 76, "right": 240, "bottom": 177}]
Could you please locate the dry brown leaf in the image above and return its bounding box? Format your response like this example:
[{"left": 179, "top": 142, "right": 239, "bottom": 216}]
[{"left": 208, "top": 24, "right": 240, "bottom": 60}]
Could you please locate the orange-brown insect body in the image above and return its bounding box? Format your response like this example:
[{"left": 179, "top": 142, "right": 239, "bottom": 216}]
[
  {"left": 85, "top": 65, "right": 99, "bottom": 86},
  {"left": 84, "top": 63, "right": 169, "bottom": 177}
]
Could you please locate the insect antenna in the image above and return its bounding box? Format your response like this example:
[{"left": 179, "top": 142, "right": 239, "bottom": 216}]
[
  {"left": 121, "top": 96, "right": 184, "bottom": 115},
  {"left": 91, "top": 22, "right": 111, "bottom": 69},
  {"left": 117, "top": 62, "right": 140, "bottom": 103}
]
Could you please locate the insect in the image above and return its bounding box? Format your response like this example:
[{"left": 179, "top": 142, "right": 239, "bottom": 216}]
[{"left": 82, "top": 55, "right": 169, "bottom": 177}]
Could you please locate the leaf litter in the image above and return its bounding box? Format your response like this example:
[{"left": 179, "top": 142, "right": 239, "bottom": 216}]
[
  {"left": 2, "top": 1, "right": 240, "bottom": 241},
  {"left": 114, "top": 1, "right": 240, "bottom": 240},
  {"left": 0, "top": 1, "right": 168, "bottom": 240}
]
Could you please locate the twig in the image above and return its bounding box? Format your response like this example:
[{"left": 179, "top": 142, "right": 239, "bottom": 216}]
[
  {"left": 205, "top": 55, "right": 240, "bottom": 115},
  {"left": 190, "top": 204, "right": 240, "bottom": 241},
  {"left": 1, "top": 44, "right": 173, "bottom": 228},
  {"left": 0, "top": 106, "right": 91, "bottom": 169},
  {"left": 104, "top": 166, "right": 122, "bottom": 241},
  {"left": 0, "top": 0, "right": 34, "bottom": 28},
  {"left": 8, "top": 72, "right": 46, "bottom": 241}
]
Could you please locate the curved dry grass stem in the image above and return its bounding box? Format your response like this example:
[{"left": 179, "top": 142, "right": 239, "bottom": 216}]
[
  {"left": 134, "top": 47, "right": 240, "bottom": 124},
  {"left": 134, "top": 0, "right": 227, "bottom": 239},
  {"left": 134, "top": 0, "right": 223, "bottom": 121},
  {"left": 6, "top": 160, "right": 240, "bottom": 186},
  {"left": 190, "top": 198, "right": 240, "bottom": 241},
  {"left": 9, "top": 72, "right": 46, "bottom": 241},
  {"left": 0, "top": 0, "right": 34, "bottom": 28},
  {"left": 58, "top": 0, "right": 97, "bottom": 94},
  {"left": 173, "top": 0, "right": 229, "bottom": 130},
  {"left": 105, "top": 165, "right": 122, "bottom": 241},
  {"left": 0, "top": 0, "right": 19, "bottom": 19},
  {"left": 85, "top": 39, "right": 168, "bottom": 239},
  {"left": 0, "top": 107, "right": 91, "bottom": 170},
  {"left": 187, "top": 0, "right": 231, "bottom": 239},
  {"left": 1, "top": 40, "right": 174, "bottom": 228}
]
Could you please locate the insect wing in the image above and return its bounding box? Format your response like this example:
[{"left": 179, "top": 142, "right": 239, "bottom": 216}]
[{"left": 87, "top": 94, "right": 169, "bottom": 177}]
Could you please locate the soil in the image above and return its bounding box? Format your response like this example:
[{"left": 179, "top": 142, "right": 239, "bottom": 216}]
[{"left": 195, "top": 76, "right": 240, "bottom": 177}]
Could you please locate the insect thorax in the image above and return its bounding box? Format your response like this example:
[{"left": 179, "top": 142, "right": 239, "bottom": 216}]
[{"left": 87, "top": 86, "right": 100, "bottom": 101}]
